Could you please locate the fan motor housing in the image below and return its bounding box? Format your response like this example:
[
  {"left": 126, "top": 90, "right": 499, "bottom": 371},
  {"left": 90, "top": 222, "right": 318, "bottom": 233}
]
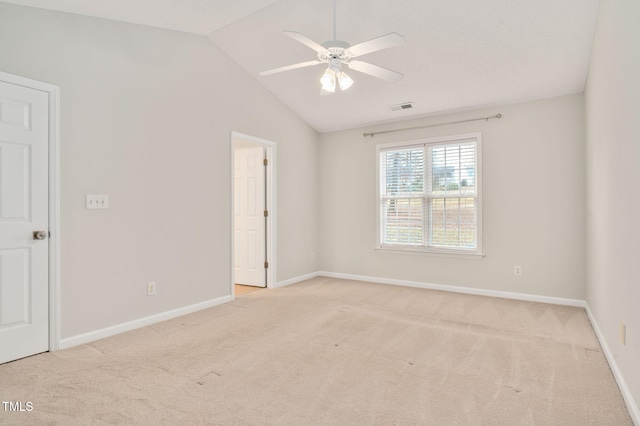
[{"left": 318, "top": 40, "right": 352, "bottom": 64}]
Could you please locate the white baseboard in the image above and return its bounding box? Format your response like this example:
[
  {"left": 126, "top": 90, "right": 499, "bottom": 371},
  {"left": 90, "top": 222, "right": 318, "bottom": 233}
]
[
  {"left": 59, "top": 295, "right": 232, "bottom": 350},
  {"left": 54, "top": 270, "right": 639, "bottom": 425},
  {"left": 318, "top": 271, "right": 638, "bottom": 423},
  {"left": 317, "top": 271, "right": 586, "bottom": 307},
  {"left": 585, "top": 305, "right": 640, "bottom": 426},
  {"left": 274, "top": 271, "right": 321, "bottom": 288},
  {"left": 314, "top": 270, "right": 639, "bottom": 421},
  {"left": 60, "top": 271, "right": 326, "bottom": 349}
]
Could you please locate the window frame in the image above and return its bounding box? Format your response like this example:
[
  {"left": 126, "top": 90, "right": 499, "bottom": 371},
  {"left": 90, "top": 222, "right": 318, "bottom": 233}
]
[{"left": 375, "top": 132, "right": 483, "bottom": 257}]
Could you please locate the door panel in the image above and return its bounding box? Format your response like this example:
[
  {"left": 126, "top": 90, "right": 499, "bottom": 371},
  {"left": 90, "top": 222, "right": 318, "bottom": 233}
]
[
  {"left": 234, "top": 146, "right": 265, "bottom": 287},
  {"left": 1, "top": 144, "right": 29, "bottom": 220},
  {"left": 0, "top": 81, "right": 49, "bottom": 364},
  {"left": 0, "top": 249, "right": 29, "bottom": 326}
]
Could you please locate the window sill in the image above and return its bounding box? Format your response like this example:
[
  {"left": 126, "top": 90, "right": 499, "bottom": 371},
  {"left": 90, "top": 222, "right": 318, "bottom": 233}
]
[{"left": 374, "top": 246, "right": 485, "bottom": 259}]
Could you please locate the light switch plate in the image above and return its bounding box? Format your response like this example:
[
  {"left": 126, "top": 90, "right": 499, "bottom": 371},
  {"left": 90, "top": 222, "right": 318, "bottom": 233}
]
[{"left": 86, "top": 194, "right": 109, "bottom": 209}]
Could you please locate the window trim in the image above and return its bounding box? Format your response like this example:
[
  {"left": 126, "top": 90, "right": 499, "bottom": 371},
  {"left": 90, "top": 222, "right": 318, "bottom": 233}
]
[{"left": 375, "top": 132, "right": 483, "bottom": 257}]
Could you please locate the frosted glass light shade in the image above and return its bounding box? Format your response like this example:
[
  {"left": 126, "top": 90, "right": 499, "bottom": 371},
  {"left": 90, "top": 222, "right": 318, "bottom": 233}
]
[
  {"left": 338, "top": 72, "right": 353, "bottom": 90},
  {"left": 320, "top": 68, "right": 336, "bottom": 92}
]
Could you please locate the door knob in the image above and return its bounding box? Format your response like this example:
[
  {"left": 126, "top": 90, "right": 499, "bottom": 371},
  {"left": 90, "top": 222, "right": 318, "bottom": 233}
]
[{"left": 33, "top": 231, "right": 47, "bottom": 240}]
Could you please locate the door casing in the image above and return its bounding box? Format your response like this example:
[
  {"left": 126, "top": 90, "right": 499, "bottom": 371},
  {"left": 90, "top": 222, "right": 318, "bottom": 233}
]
[
  {"left": 0, "top": 71, "right": 60, "bottom": 352},
  {"left": 230, "top": 132, "right": 276, "bottom": 299}
]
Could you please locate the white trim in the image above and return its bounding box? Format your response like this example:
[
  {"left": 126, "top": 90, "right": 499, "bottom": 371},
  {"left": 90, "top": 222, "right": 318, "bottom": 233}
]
[
  {"left": 584, "top": 305, "right": 640, "bottom": 426},
  {"left": 275, "top": 272, "right": 321, "bottom": 288},
  {"left": 315, "top": 272, "right": 640, "bottom": 423},
  {"left": 281, "top": 271, "right": 638, "bottom": 423},
  {"left": 375, "top": 132, "right": 483, "bottom": 257},
  {"left": 53, "top": 266, "right": 639, "bottom": 423},
  {"left": 48, "top": 85, "right": 61, "bottom": 352},
  {"left": 230, "top": 132, "right": 277, "bottom": 299},
  {"left": 374, "top": 247, "right": 485, "bottom": 259},
  {"left": 317, "top": 271, "right": 586, "bottom": 307},
  {"left": 59, "top": 295, "right": 232, "bottom": 350},
  {"left": 0, "top": 71, "right": 61, "bottom": 352}
]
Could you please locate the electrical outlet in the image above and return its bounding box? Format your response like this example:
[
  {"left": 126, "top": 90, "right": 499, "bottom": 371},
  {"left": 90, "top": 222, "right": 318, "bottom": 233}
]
[
  {"left": 86, "top": 194, "right": 109, "bottom": 209},
  {"left": 147, "top": 282, "right": 156, "bottom": 296},
  {"left": 310, "top": 252, "right": 316, "bottom": 261},
  {"left": 513, "top": 265, "right": 522, "bottom": 276},
  {"left": 620, "top": 322, "right": 626, "bottom": 346}
]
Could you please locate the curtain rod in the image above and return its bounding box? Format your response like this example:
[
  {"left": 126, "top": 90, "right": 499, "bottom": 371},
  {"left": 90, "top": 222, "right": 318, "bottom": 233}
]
[{"left": 363, "top": 113, "right": 502, "bottom": 138}]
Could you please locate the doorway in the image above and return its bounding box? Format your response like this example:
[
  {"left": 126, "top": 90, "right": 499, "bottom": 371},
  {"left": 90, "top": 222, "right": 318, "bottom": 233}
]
[
  {"left": 231, "top": 132, "right": 275, "bottom": 299},
  {"left": 0, "top": 71, "right": 60, "bottom": 363}
]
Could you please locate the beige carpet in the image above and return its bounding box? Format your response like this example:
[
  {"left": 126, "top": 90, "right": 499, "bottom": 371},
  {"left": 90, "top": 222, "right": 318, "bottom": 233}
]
[{"left": 0, "top": 277, "right": 633, "bottom": 425}]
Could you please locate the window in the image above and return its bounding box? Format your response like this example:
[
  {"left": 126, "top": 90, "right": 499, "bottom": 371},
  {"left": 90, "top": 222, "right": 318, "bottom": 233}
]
[{"left": 377, "top": 133, "right": 482, "bottom": 256}]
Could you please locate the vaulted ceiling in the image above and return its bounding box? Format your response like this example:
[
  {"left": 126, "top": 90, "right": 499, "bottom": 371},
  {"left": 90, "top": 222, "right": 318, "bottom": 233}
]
[{"left": 2, "top": 0, "right": 600, "bottom": 133}]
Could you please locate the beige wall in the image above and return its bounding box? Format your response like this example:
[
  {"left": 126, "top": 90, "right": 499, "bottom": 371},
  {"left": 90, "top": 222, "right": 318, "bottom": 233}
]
[
  {"left": 0, "top": 3, "right": 319, "bottom": 339},
  {"left": 320, "top": 94, "right": 586, "bottom": 300},
  {"left": 4, "top": 8, "right": 638, "bottom": 418},
  {"left": 585, "top": 0, "right": 640, "bottom": 413}
]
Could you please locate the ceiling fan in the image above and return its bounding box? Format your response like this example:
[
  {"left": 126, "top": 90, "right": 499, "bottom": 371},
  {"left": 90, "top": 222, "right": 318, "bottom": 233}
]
[{"left": 259, "top": 1, "right": 405, "bottom": 95}]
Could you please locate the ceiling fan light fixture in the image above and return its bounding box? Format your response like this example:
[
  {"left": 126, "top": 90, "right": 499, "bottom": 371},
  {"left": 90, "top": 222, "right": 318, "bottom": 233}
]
[
  {"left": 320, "top": 68, "right": 336, "bottom": 92},
  {"left": 338, "top": 71, "right": 353, "bottom": 90},
  {"left": 260, "top": 4, "right": 404, "bottom": 95}
]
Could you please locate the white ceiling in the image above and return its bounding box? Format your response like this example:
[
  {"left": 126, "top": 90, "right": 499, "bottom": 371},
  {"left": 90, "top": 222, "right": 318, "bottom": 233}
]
[
  {"left": 3, "top": 0, "right": 600, "bottom": 133},
  {"left": 1, "top": 0, "right": 281, "bottom": 34}
]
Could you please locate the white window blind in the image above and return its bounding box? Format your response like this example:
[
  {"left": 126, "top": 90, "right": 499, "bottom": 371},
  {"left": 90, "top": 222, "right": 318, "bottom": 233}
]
[
  {"left": 380, "top": 147, "right": 425, "bottom": 246},
  {"left": 378, "top": 134, "right": 481, "bottom": 254}
]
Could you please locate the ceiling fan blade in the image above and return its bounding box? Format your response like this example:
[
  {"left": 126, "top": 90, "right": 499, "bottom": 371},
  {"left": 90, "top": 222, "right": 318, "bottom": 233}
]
[
  {"left": 348, "top": 60, "right": 404, "bottom": 82},
  {"left": 283, "top": 31, "right": 329, "bottom": 54},
  {"left": 259, "top": 60, "right": 323, "bottom": 76},
  {"left": 346, "top": 32, "right": 405, "bottom": 58}
]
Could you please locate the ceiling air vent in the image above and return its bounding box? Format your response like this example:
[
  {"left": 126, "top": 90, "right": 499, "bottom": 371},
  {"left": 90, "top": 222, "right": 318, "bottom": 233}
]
[{"left": 389, "top": 102, "right": 414, "bottom": 111}]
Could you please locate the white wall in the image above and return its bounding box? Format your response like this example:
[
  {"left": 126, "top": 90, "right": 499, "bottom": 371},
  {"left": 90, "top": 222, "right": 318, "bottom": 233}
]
[
  {"left": 585, "top": 0, "right": 640, "bottom": 414},
  {"left": 320, "top": 94, "right": 585, "bottom": 299},
  {"left": 0, "top": 3, "right": 319, "bottom": 339}
]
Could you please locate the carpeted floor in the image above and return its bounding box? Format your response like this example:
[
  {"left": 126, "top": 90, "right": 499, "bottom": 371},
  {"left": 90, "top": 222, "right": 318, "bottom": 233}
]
[{"left": 0, "top": 277, "right": 633, "bottom": 425}]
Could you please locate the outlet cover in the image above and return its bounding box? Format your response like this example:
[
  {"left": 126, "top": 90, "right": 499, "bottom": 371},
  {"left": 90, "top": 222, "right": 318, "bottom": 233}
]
[
  {"left": 86, "top": 194, "right": 109, "bottom": 209},
  {"left": 147, "top": 282, "right": 156, "bottom": 296},
  {"left": 513, "top": 265, "right": 522, "bottom": 276},
  {"left": 620, "top": 322, "right": 626, "bottom": 345}
]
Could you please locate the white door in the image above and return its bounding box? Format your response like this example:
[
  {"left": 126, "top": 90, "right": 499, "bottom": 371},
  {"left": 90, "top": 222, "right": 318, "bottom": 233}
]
[
  {"left": 0, "top": 81, "right": 49, "bottom": 364},
  {"left": 234, "top": 146, "right": 266, "bottom": 287}
]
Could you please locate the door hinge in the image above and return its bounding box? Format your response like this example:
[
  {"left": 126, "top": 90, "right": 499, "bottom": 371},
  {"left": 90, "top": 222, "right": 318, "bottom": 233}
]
[
  {"left": 263, "top": 158, "right": 268, "bottom": 166},
  {"left": 264, "top": 261, "right": 269, "bottom": 269},
  {"left": 264, "top": 210, "right": 269, "bottom": 217}
]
